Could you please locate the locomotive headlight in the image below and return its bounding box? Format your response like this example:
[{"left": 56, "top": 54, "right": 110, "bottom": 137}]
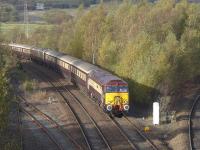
[
  {"left": 124, "top": 105, "right": 129, "bottom": 111},
  {"left": 106, "top": 105, "right": 112, "bottom": 111}
]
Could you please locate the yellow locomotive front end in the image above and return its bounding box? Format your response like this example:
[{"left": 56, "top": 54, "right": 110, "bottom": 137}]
[{"left": 104, "top": 83, "right": 129, "bottom": 114}]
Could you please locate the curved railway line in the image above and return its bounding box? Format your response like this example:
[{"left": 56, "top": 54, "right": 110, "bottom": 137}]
[
  {"left": 68, "top": 83, "right": 159, "bottom": 150},
  {"left": 121, "top": 114, "right": 158, "bottom": 150},
  {"left": 189, "top": 95, "right": 200, "bottom": 150},
  {"left": 26, "top": 62, "right": 137, "bottom": 150},
  {"left": 66, "top": 76, "right": 159, "bottom": 150},
  {"left": 18, "top": 95, "right": 83, "bottom": 150},
  {"left": 73, "top": 82, "right": 159, "bottom": 150},
  {"left": 24, "top": 62, "right": 112, "bottom": 150},
  {"left": 16, "top": 99, "right": 23, "bottom": 150},
  {"left": 21, "top": 61, "right": 162, "bottom": 150},
  {"left": 21, "top": 107, "right": 64, "bottom": 150}
]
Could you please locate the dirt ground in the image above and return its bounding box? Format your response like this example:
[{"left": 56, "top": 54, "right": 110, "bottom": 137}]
[{"left": 131, "top": 81, "right": 200, "bottom": 150}]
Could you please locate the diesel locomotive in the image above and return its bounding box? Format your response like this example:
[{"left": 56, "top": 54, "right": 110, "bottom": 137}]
[{"left": 9, "top": 43, "right": 130, "bottom": 114}]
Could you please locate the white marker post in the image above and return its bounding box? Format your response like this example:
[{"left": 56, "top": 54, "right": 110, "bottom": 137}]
[{"left": 153, "top": 102, "right": 159, "bottom": 125}]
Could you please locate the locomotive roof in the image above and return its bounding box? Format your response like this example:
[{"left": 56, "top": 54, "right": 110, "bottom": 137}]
[{"left": 89, "top": 70, "right": 127, "bottom": 85}]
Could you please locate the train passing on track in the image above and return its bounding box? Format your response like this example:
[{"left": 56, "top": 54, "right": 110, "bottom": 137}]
[{"left": 9, "top": 43, "right": 130, "bottom": 114}]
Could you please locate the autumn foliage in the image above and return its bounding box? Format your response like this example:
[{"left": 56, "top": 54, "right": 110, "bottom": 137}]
[{"left": 9, "top": 0, "right": 200, "bottom": 104}]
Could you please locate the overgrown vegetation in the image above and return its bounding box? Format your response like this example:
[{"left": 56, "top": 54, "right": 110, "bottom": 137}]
[
  {"left": 7, "top": 0, "right": 200, "bottom": 105},
  {"left": 0, "top": 43, "right": 20, "bottom": 149},
  {"left": 0, "top": 3, "right": 18, "bottom": 22}
]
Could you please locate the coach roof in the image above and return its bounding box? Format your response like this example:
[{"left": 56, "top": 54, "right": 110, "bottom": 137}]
[
  {"left": 45, "top": 49, "right": 64, "bottom": 57},
  {"left": 73, "top": 60, "right": 101, "bottom": 74},
  {"left": 59, "top": 55, "right": 79, "bottom": 65}
]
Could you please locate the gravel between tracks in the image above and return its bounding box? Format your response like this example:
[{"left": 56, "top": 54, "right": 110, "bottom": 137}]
[
  {"left": 10, "top": 60, "right": 200, "bottom": 150},
  {"left": 21, "top": 111, "right": 59, "bottom": 150},
  {"left": 23, "top": 62, "right": 109, "bottom": 150},
  {"left": 27, "top": 61, "right": 160, "bottom": 150},
  {"left": 18, "top": 61, "right": 88, "bottom": 150},
  {"left": 21, "top": 60, "right": 184, "bottom": 149},
  {"left": 26, "top": 61, "right": 136, "bottom": 149}
]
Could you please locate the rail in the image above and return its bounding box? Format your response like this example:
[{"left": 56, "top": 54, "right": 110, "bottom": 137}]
[
  {"left": 189, "top": 95, "right": 200, "bottom": 150},
  {"left": 33, "top": 66, "right": 112, "bottom": 150},
  {"left": 18, "top": 95, "right": 83, "bottom": 150},
  {"left": 21, "top": 107, "right": 64, "bottom": 150}
]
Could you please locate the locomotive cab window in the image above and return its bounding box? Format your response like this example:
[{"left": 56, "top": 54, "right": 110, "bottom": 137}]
[
  {"left": 106, "top": 86, "right": 128, "bottom": 93},
  {"left": 106, "top": 86, "right": 118, "bottom": 92},
  {"left": 118, "top": 86, "right": 128, "bottom": 92}
]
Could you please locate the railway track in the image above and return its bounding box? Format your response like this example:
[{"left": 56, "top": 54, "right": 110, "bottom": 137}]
[
  {"left": 27, "top": 62, "right": 138, "bottom": 150},
  {"left": 21, "top": 66, "right": 91, "bottom": 150},
  {"left": 189, "top": 95, "right": 200, "bottom": 150},
  {"left": 72, "top": 85, "right": 159, "bottom": 150},
  {"left": 18, "top": 95, "right": 83, "bottom": 150},
  {"left": 24, "top": 62, "right": 111, "bottom": 150},
  {"left": 27, "top": 61, "right": 148, "bottom": 149},
  {"left": 69, "top": 82, "right": 159, "bottom": 150},
  {"left": 57, "top": 82, "right": 136, "bottom": 150},
  {"left": 22, "top": 61, "right": 162, "bottom": 150},
  {"left": 21, "top": 107, "right": 64, "bottom": 150},
  {"left": 16, "top": 98, "right": 23, "bottom": 150},
  {"left": 121, "top": 114, "right": 159, "bottom": 150}
]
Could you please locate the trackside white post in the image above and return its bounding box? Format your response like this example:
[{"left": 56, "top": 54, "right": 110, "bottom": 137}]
[{"left": 153, "top": 102, "right": 159, "bottom": 125}]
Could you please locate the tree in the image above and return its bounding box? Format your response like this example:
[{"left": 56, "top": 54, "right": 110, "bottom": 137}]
[{"left": 0, "top": 3, "right": 18, "bottom": 22}]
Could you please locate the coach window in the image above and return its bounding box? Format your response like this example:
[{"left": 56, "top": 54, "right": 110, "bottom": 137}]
[
  {"left": 65, "top": 63, "right": 68, "bottom": 69},
  {"left": 83, "top": 74, "right": 86, "bottom": 81},
  {"left": 77, "top": 71, "right": 79, "bottom": 77},
  {"left": 65, "top": 63, "right": 67, "bottom": 69}
]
